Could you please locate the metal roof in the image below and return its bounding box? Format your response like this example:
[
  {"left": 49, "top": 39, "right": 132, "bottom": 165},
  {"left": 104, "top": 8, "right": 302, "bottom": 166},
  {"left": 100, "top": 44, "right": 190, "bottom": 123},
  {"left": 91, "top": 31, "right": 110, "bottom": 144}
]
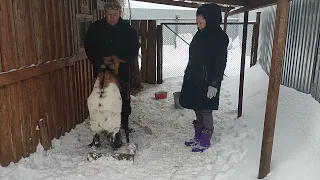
[{"left": 133, "top": 0, "right": 290, "bottom": 15}]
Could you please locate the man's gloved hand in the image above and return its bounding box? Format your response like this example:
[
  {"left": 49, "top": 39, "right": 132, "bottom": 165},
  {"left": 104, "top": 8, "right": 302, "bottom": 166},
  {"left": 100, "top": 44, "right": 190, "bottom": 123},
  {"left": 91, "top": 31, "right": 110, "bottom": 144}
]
[{"left": 207, "top": 86, "right": 218, "bottom": 99}]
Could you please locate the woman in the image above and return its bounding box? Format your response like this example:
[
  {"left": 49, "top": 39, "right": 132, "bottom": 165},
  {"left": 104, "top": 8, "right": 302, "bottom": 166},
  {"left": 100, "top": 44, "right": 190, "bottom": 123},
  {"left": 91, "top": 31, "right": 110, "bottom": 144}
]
[{"left": 179, "top": 3, "right": 229, "bottom": 153}]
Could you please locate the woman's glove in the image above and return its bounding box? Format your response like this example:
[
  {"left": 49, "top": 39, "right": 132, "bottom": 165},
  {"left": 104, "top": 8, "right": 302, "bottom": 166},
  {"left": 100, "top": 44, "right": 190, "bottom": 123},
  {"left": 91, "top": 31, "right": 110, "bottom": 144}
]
[{"left": 207, "top": 86, "right": 218, "bottom": 99}]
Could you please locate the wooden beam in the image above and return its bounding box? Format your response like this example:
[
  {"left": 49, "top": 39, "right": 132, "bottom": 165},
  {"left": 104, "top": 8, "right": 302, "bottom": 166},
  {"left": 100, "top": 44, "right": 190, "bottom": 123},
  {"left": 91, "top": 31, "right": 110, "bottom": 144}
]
[
  {"left": 189, "top": 0, "right": 247, "bottom": 6},
  {"left": 134, "top": 0, "right": 234, "bottom": 11},
  {"left": 228, "top": 0, "right": 289, "bottom": 16},
  {"left": 237, "top": 11, "right": 248, "bottom": 118},
  {"left": 0, "top": 52, "right": 87, "bottom": 87},
  {"left": 258, "top": 0, "right": 289, "bottom": 178}
]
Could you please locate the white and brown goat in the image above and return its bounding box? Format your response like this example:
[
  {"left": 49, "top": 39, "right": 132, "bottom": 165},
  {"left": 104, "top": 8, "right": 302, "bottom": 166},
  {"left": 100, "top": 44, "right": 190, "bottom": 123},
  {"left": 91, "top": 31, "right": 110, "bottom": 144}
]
[{"left": 87, "top": 56, "right": 125, "bottom": 149}]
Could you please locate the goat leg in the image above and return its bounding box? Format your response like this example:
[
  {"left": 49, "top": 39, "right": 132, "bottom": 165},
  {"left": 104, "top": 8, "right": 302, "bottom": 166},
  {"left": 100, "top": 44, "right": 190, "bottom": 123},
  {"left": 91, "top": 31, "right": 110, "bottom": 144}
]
[{"left": 89, "top": 133, "right": 101, "bottom": 147}]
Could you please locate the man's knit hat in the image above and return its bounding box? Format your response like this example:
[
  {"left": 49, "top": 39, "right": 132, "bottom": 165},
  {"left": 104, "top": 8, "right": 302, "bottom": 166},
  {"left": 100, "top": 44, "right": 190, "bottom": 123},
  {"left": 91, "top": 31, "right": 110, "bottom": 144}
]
[{"left": 104, "top": 0, "right": 122, "bottom": 10}]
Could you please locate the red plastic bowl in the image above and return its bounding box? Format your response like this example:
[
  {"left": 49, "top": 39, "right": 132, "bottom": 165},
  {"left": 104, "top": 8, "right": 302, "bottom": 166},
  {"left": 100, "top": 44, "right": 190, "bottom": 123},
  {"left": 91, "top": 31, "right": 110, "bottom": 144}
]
[{"left": 155, "top": 91, "right": 168, "bottom": 99}]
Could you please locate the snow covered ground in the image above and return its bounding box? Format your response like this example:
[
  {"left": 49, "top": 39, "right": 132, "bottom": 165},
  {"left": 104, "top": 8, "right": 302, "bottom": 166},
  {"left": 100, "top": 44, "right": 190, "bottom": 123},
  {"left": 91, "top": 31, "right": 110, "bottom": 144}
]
[{"left": 1, "top": 64, "right": 320, "bottom": 180}]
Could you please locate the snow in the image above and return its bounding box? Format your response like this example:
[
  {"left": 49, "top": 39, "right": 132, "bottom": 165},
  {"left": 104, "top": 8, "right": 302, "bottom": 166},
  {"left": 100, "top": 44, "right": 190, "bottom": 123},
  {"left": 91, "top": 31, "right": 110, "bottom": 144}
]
[{"left": 1, "top": 63, "right": 320, "bottom": 179}]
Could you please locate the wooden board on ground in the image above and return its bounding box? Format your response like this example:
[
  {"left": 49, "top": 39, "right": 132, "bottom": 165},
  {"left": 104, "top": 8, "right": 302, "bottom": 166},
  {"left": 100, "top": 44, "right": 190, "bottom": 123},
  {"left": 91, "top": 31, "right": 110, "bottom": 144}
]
[{"left": 87, "top": 143, "right": 138, "bottom": 162}]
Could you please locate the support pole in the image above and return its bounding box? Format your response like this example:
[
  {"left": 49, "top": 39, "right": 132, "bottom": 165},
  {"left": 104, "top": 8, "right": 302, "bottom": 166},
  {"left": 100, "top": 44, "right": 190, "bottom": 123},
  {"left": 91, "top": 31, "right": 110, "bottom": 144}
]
[
  {"left": 237, "top": 11, "right": 249, "bottom": 118},
  {"left": 258, "top": 0, "right": 290, "bottom": 179},
  {"left": 156, "top": 25, "right": 163, "bottom": 84},
  {"left": 251, "top": 12, "right": 261, "bottom": 67},
  {"left": 223, "top": 8, "right": 228, "bottom": 32}
]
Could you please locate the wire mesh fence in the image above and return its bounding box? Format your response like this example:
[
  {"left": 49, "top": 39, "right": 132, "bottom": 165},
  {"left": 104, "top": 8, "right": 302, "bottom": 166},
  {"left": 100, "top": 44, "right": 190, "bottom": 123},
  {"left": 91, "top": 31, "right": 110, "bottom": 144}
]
[{"left": 161, "top": 22, "right": 255, "bottom": 80}]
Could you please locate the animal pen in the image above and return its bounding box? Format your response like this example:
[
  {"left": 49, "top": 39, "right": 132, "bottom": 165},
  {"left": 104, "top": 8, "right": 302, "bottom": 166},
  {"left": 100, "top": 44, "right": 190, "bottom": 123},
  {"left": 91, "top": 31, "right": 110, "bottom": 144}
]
[{"left": 0, "top": 0, "right": 292, "bottom": 179}]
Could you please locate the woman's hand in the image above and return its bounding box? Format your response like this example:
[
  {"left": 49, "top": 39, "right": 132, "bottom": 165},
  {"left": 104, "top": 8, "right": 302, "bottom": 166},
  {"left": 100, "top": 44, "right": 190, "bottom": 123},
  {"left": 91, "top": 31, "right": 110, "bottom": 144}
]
[{"left": 207, "top": 86, "right": 217, "bottom": 99}]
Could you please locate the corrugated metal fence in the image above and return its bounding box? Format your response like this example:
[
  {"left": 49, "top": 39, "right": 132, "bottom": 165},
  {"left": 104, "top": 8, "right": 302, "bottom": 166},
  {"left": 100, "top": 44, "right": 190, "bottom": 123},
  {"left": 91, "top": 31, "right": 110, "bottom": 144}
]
[{"left": 258, "top": 0, "right": 320, "bottom": 102}]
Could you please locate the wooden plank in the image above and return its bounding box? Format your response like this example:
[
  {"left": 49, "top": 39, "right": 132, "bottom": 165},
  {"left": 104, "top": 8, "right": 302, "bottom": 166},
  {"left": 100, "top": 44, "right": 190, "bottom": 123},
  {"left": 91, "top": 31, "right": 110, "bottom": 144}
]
[
  {"left": 258, "top": 0, "right": 290, "bottom": 178},
  {"left": 5, "top": 85, "right": 16, "bottom": 161},
  {"left": 83, "top": 59, "right": 89, "bottom": 118},
  {"left": 78, "top": 61, "right": 83, "bottom": 123},
  {"left": 20, "top": 80, "right": 33, "bottom": 155},
  {"left": 146, "top": 20, "right": 157, "bottom": 84},
  {"left": 41, "top": 74, "right": 52, "bottom": 147},
  {"left": 49, "top": 71, "right": 59, "bottom": 138},
  {"left": 63, "top": 68, "right": 70, "bottom": 133},
  {"left": 62, "top": 68, "right": 70, "bottom": 132},
  {"left": 18, "top": 81, "right": 28, "bottom": 157},
  {"left": 75, "top": 62, "right": 81, "bottom": 124},
  {"left": 0, "top": 0, "right": 17, "bottom": 71},
  {"left": 25, "top": 0, "right": 37, "bottom": 66},
  {"left": 57, "top": 70, "right": 64, "bottom": 136},
  {"left": 53, "top": 0, "right": 61, "bottom": 59},
  {"left": 140, "top": 21, "right": 148, "bottom": 82},
  {"left": 43, "top": 0, "right": 52, "bottom": 62},
  {"left": 69, "top": 0, "right": 75, "bottom": 55},
  {"left": 30, "top": 0, "right": 43, "bottom": 64},
  {"left": 67, "top": 66, "right": 74, "bottom": 129},
  {"left": 13, "top": 0, "right": 28, "bottom": 67},
  {"left": 76, "top": 0, "right": 79, "bottom": 14},
  {"left": 61, "top": 69, "right": 68, "bottom": 134},
  {"left": 40, "top": 75, "right": 50, "bottom": 141},
  {"left": 80, "top": 60, "right": 85, "bottom": 122},
  {"left": 47, "top": 0, "right": 57, "bottom": 60},
  {"left": 0, "top": 59, "right": 66, "bottom": 87},
  {"left": 46, "top": 74, "right": 56, "bottom": 140},
  {"left": 59, "top": 0, "right": 66, "bottom": 58},
  {"left": 237, "top": 11, "right": 249, "bottom": 118},
  {"left": 64, "top": 0, "right": 71, "bottom": 57},
  {"left": 0, "top": 51, "right": 87, "bottom": 87},
  {"left": 72, "top": 0, "right": 78, "bottom": 53},
  {"left": 30, "top": 78, "right": 39, "bottom": 153},
  {"left": 0, "top": 86, "right": 14, "bottom": 166},
  {"left": 8, "top": 83, "right": 25, "bottom": 162}
]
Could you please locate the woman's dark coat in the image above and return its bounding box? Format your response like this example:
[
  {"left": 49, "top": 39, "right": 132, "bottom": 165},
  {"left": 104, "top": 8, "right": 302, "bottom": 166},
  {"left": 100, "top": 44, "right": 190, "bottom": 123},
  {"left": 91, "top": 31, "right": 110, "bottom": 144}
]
[{"left": 179, "top": 3, "right": 229, "bottom": 110}]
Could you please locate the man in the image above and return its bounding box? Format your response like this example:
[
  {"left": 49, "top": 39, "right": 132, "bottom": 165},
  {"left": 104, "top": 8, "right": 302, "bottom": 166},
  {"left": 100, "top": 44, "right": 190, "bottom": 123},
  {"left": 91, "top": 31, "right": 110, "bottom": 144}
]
[{"left": 84, "top": 0, "right": 139, "bottom": 144}]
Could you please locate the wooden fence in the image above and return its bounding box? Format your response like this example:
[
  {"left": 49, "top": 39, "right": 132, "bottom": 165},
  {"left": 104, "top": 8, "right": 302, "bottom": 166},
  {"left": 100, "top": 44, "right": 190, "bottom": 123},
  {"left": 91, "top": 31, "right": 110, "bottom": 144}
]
[
  {"left": 0, "top": 0, "right": 95, "bottom": 166},
  {"left": 0, "top": 0, "right": 157, "bottom": 167}
]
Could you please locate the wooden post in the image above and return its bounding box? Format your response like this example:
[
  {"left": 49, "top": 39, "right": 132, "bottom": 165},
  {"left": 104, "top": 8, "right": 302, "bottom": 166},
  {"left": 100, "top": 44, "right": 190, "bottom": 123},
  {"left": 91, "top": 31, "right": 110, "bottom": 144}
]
[
  {"left": 251, "top": 12, "right": 261, "bottom": 67},
  {"left": 146, "top": 20, "right": 157, "bottom": 84},
  {"left": 223, "top": 8, "right": 228, "bottom": 32},
  {"left": 156, "top": 25, "right": 163, "bottom": 84},
  {"left": 258, "top": 0, "right": 290, "bottom": 179},
  {"left": 140, "top": 21, "right": 148, "bottom": 83},
  {"left": 237, "top": 11, "right": 249, "bottom": 118}
]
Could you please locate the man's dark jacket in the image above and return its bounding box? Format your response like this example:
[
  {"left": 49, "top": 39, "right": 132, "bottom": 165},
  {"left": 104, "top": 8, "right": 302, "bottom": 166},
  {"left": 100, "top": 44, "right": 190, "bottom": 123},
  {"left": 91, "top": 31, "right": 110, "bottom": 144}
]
[{"left": 84, "top": 18, "right": 139, "bottom": 82}]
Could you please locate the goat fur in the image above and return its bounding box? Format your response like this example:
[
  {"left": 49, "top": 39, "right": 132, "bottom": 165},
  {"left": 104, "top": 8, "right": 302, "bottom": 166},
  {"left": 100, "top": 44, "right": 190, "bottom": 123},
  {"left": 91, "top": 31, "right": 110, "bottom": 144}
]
[{"left": 87, "top": 56, "right": 125, "bottom": 148}]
